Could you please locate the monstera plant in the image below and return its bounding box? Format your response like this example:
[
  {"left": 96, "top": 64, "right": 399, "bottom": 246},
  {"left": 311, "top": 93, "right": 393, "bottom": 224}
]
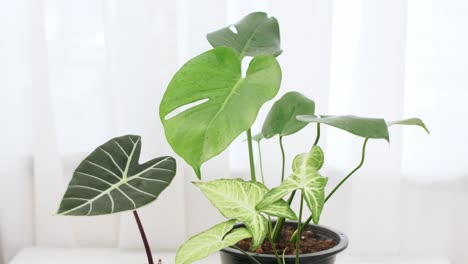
[
  {"left": 57, "top": 135, "right": 176, "bottom": 264},
  {"left": 159, "top": 12, "right": 429, "bottom": 264}
]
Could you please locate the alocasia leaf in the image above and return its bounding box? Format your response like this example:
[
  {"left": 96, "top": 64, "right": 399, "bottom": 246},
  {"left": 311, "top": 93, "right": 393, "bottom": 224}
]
[
  {"left": 297, "top": 115, "right": 390, "bottom": 141},
  {"left": 57, "top": 135, "right": 176, "bottom": 216},
  {"left": 256, "top": 146, "right": 327, "bottom": 224},
  {"left": 175, "top": 220, "right": 251, "bottom": 264},
  {"left": 159, "top": 47, "right": 281, "bottom": 179},
  {"left": 207, "top": 12, "right": 282, "bottom": 58},
  {"left": 262, "top": 91, "right": 315, "bottom": 139},
  {"left": 387, "top": 118, "right": 430, "bottom": 134},
  {"left": 194, "top": 179, "right": 296, "bottom": 249}
]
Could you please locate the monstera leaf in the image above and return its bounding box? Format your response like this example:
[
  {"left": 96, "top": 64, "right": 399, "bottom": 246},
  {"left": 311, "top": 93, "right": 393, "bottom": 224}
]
[
  {"left": 262, "top": 91, "right": 315, "bottom": 138},
  {"left": 194, "top": 179, "right": 297, "bottom": 249},
  {"left": 176, "top": 220, "right": 251, "bottom": 264},
  {"left": 207, "top": 12, "right": 282, "bottom": 58},
  {"left": 297, "top": 115, "right": 389, "bottom": 141},
  {"left": 388, "top": 118, "right": 430, "bottom": 133},
  {"left": 256, "top": 146, "right": 327, "bottom": 224},
  {"left": 159, "top": 47, "right": 281, "bottom": 179},
  {"left": 57, "top": 135, "right": 176, "bottom": 216}
]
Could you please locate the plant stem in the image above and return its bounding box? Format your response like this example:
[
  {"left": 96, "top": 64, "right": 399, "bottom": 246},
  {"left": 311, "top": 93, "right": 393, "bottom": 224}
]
[
  {"left": 291, "top": 138, "right": 370, "bottom": 240},
  {"left": 268, "top": 217, "right": 282, "bottom": 264},
  {"left": 295, "top": 193, "right": 304, "bottom": 264},
  {"left": 133, "top": 210, "right": 154, "bottom": 264},
  {"left": 257, "top": 141, "right": 265, "bottom": 184},
  {"left": 234, "top": 246, "right": 261, "bottom": 264},
  {"left": 279, "top": 136, "right": 285, "bottom": 182},
  {"left": 271, "top": 191, "right": 296, "bottom": 242},
  {"left": 313, "top": 123, "right": 321, "bottom": 146},
  {"left": 246, "top": 129, "right": 257, "bottom": 182},
  {"left": 324, "top": 138, "right": 368, "bottom": 203}
]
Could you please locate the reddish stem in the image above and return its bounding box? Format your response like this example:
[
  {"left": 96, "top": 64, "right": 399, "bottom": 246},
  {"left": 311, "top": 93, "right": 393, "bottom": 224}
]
[{"left": 133, "top": 210, "right": 154, "bottom": 264}]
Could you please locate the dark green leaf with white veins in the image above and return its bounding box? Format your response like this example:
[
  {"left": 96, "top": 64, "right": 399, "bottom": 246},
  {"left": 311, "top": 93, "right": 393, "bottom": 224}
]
[
  {"left": 387, "top": 118, "right": 430, "bottom": 134},
  {"left": 256, "top": 146, "right": 327, "bottom": 224},
  {"left": 159, "top": 47, "right": 281, "bottom": 179},
  {"left": 297, "top": 115, "right": 390, "bottom": 141},
  {"left": 194, "top": 179, "right": 296, "bottom": 249},
  {"left": 207, "top": 12, "right": 282, "bottom": 58},
  {"left": 262, "top": 91, "right": 315, "bottom": 138},
  {"left": 176, "top": 220, "right": 251, "bottom": 264},
  {"left": 57, "top": 135, "right": 176, "bottom": 216}
]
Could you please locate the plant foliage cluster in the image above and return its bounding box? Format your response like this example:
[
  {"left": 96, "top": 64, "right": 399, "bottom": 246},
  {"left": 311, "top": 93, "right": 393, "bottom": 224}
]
[{"left": 57, "top": 12, "right": 428, "bottom": 264}]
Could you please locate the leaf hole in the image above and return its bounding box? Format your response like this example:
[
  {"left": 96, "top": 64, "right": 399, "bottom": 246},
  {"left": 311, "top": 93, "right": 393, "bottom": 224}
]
[
  {"left": 164, "top": 98, "right": 209, "bottom": 120},
  {"left": 228, "top": 25, "right": 238, "bottom": 34}
]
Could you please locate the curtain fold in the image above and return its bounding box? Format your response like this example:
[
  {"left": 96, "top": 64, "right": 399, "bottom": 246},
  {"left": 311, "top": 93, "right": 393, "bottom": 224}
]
[{"left": 1, "top": 0, "right": 467, "bottom": 264}]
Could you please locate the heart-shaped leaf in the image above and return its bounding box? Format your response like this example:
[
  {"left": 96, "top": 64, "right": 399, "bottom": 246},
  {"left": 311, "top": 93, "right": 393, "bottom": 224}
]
[
  {"left": 297, "top": 115, "right": 389, "bottom": 141},
  {"left": 57, "top": 135, "right": 176, "bottom": 216},
  {"left": 194, "top": 179, "right": 296, "bottom": 249},
  {"left": 207, "top": 12, "right": 282, "bottom": 58},
  {"left": 176, "top": 220, "right": 251, "bottom": 264},
  {"left": 159, "top": 47, "right": 281, "bottom": 179},
  {"left": 262, "top": 91, "right": 315, "bottom": 138},
  {"left": 387, "top": 118, "right": 430, "bottom": 134},
  {"left": 256, "top": 146, "right": 327, "bottom": 224}
]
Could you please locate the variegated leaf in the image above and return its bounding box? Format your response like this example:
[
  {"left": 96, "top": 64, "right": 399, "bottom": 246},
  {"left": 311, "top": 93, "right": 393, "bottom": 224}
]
[
  {"left": 256, "top": 146, "right": 328, "bottom": 224},
  {"left": 175, "top": 220, "right": 251, "bottom": 264},
  {"left": 57, "top": 135, "right": 176, "bottom": 216},
  {"left": 194, "top": 179, "right": 296, "bottom": 249}
]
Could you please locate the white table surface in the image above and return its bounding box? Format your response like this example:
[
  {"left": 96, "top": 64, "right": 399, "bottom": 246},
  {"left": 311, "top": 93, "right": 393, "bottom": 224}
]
[{"left": 10, "top": 247, "right": 451, "bottom": 264}]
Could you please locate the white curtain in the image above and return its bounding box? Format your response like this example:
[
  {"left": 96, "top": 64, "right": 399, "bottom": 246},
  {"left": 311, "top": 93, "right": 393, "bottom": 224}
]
[{"left": 1, "top": 0, "right": 467, "bottom": 264}]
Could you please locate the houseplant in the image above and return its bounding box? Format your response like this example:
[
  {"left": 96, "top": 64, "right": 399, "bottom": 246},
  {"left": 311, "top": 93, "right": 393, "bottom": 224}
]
[
  {"left": 159, "top": 12, "right": 429, "bottom": 264},
  {"left": 56, "top": 135, "right": 177, "bottom": 264}
]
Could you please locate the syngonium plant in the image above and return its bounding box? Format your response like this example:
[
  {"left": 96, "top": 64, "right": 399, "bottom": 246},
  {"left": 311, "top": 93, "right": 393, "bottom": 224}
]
[
  {"left": 57, "top": 135, "right": 176, "bottom": 264},
  {"left": 159, "top": 12, "right": 429, "bottom": 264}
]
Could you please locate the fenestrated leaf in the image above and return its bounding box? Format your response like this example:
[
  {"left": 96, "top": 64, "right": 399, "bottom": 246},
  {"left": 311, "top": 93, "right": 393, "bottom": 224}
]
[
  {"left": 159, "top": 47, "right": 281, "bottom": 179},
  {"left": 57, "top": 135, "right": 176, "bottom": 216},
  {"left": 262, "top": 91, "right": 315, "bottom": 138},
  {"left": 194, "top": 179, "right": 296, "bottom": 249},
  {"left": 207, "top": 12, "right": 282, "bottom": 58},
  {"left": 387, "top": 118, "right": 430, "bottom": 134},
  {"left": 176, "top": 220, "right": 251, "bottom": 264},
  {"left": 256, "top": 146, "right": 327, "bottom": 224},
  {"left": 297, "top": 115, "right": 389, "bottom": 141}
]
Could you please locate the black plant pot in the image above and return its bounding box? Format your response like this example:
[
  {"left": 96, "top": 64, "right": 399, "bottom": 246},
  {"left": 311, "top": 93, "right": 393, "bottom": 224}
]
[{"left": 220, "top": 222, "right": 348, "bottom": 264}]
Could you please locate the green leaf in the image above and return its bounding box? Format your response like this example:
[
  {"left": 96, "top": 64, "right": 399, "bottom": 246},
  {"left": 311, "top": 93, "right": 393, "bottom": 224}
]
[
  {"left": 194, "top": 179, "right": 296, "bottom": 249},
  {"left": 297, "top": 115, "right": 390, "bottom": 141},
  {"left": 57, "top": 135, "right": 176, "bottom": 216},
  {"left": 207, "top": 12, "right": 282, "bottom": 58},
  {"left": 262, "top": 91, "right": 315, "bottom": 139},
  {"left": 252, "top": 132, "right": 264, "bottom": 142},
  {"left": 387, "top": 118, "right": 430, "bottom": 134},
  {"left": 176, "top": 220, "right": 251, "bottom": 264},
  {"left": 159, "top": 47, "right": 282, "bottom": 179},
  {"left": 256, "top": 146, "right": 328, "bottom": 224}
]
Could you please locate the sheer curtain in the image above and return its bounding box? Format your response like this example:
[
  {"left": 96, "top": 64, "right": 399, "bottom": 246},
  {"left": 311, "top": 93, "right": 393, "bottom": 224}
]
[{"left": 1, "top": 0, "right": 467, "bottom": 264}]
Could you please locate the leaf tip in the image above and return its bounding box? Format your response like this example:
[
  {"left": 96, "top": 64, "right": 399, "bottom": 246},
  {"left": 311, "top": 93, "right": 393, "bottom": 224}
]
[{"left": 194, "top": 167, "right": 202, "bottom": 180}]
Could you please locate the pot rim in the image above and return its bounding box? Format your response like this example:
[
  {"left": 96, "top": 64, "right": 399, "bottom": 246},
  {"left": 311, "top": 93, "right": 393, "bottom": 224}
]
[{"left": 221, "top": 222, "right": 348, "bottom": 259}]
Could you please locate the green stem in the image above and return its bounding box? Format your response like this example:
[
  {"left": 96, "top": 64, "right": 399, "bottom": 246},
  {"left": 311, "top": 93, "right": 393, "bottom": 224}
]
[
  {"left": 313, "top": 123, "right": 321, "bottom": 146},
  {"left": 291, "top": 138, "right": 370, "bottom": 240},
  {"left": 295, "top": 193, "right": 304, "bottom": 264},
  {"left": 325, "top": 138, "right": 369, "bottom": 203},
  {"left": 246, "top": 129, "right": 257, "bottom": 182},
  {"left": 271, "top": 191, "right": 296, "bottom": 242},
  {"left": 279, "top": 136, "right": 285, "bottom": 182},
  {"left": 268, "top": 217, "right": 282, "bottom": 264},
  {"left": 234, "top": 246, "right": 261, "bottom": 264},
  {"left": 257, "top": 141, "right": 265, "bottom": 184}
]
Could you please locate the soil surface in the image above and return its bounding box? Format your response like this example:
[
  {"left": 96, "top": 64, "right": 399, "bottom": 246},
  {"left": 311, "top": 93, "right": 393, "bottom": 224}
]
[{"left": 235, "top": 224, "right": 337, "bottom": 255}]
